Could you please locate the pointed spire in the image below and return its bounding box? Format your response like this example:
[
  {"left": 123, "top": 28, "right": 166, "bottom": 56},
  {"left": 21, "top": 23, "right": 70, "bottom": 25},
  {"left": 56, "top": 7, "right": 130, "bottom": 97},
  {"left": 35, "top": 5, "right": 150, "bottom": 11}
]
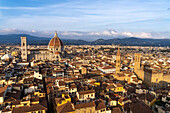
[{"left": 117, "top": 45, "right": 120, "bottom": 56}]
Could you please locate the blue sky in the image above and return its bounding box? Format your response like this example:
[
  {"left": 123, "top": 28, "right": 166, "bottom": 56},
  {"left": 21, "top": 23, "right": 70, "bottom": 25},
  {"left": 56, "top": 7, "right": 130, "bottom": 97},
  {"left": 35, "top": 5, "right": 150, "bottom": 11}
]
[{"left": 0, "top": 0, "right": 170, "bottom": 39}]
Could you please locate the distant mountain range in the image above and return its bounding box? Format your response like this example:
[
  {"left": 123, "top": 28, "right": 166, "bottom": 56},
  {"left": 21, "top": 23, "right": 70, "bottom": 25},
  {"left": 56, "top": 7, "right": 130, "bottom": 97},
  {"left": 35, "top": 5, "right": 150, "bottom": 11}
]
[{"left": 0, "top": 34, "right": 169, "bottom": 47}]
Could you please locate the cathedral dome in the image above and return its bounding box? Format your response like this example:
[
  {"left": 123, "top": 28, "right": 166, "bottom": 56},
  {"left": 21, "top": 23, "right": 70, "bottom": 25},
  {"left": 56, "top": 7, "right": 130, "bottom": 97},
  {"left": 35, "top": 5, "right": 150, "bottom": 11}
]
[{"left": 48, "top": 33, "right": 63, "bottom": 49}]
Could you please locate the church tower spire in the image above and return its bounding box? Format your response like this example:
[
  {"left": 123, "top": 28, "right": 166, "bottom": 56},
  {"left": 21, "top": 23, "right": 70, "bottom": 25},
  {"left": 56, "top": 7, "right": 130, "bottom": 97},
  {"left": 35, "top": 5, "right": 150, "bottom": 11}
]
[{"left": 116, "top": 46, "right": 120, "bottom": 74}]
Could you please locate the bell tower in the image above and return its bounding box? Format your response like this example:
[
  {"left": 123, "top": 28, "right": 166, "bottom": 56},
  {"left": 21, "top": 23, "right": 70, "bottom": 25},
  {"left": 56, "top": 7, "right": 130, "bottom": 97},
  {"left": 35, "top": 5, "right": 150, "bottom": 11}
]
[
  {"left": 21, "top": 36, "right": 27, "bottom": 61},
  {"left": 116, "top": 46, "right": 120, "bottom": 74},
  {"left": 134, "top": 53, "right": 141, "bottom": 72}
]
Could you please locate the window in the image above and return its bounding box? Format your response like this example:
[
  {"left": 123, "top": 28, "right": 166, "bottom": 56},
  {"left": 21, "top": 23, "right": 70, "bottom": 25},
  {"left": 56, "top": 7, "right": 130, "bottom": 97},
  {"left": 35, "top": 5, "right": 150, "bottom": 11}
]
[
  {"left": 38, "top": 111, "right": 42, "bottom": 113},
  {"left": 23, "top": 43, "right": 25, "bottom": 46}
]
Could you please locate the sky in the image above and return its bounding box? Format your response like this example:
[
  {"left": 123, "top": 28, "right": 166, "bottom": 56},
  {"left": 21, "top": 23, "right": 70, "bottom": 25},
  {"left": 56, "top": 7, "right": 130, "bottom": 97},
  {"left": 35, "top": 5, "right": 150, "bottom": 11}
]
[{"left": 0, "top": 0, "right": 170, "bottom": 40}]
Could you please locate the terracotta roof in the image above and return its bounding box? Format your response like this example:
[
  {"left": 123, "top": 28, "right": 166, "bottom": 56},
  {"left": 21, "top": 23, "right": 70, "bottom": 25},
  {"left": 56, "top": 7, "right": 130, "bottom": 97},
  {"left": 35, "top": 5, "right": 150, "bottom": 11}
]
[
  {"left": 116, "top": 83, "right": 123, "bottom": 87},
  {"left": 12, "top": 100, "right": 21, "bottom": 105},
  {"left": 56, "top": 102, "right": 75, "bottom": 113},
  {"left": 48, "top": 33, "right": 63, "bottom": 48},
  {"left": 59, "top": 81, "right": 65, "bottom": 86},
  {"left": 12, "top": 104, "right": 47, "bottom": 113},
  {"left": 106, "top": 85, "right": 115, "bottom": 89},
  {"left": 145, "top": 93, "right": 155, "bottom": 102},
  {"left": 74, "top": 102, "right": 95, "bottom": 109},
  {"left": 112, "top": 107, "right": 122, "bottom": 113},
  {"left": 6, "top": 89, "right": 22, "bottom": 100},
  {"left": 0, "top": 86, "right": 8, "bottom": 97},
  {"left": 55, "top": 51, "right": 60, "bottom": 55},
  {"left": 79, "top": 90, "right": 95, "bottom": 95},
  {"left": 69, "top": 83, "right": 77, "bottom": 89},
  {"left": 4, "top": 96, "right": 16, "bottom": 103},
  {"left": 129, "top": 101, "right": 154, "bottom": 113},
  {"left": 55, "top": 98, "right": 65, "bottom": 105},
  {"left": 95, "top": 99, "right": 106, "bottom": 110}
]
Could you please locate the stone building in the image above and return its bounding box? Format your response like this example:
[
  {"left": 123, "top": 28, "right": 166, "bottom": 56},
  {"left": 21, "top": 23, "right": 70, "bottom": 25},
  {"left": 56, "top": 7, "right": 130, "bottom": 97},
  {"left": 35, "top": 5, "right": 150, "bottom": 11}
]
[
  {"left": 116, "top": 47, "right": 120, "bottom": 74},
  {"left": 21, "top": 33, "right": 64, "bottom": 61},
  {"left": 134, "top": 53, "right": 144, "bottom": 80},
  {"left": 134, "top": 54, "right": 170, "bottom": 89}
]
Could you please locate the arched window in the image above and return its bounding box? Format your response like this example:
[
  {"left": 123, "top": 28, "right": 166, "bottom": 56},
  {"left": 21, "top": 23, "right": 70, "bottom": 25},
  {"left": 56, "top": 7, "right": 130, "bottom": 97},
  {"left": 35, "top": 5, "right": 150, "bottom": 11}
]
[{"left": 23, "top": 43, "right": 25, "bottom": 46}]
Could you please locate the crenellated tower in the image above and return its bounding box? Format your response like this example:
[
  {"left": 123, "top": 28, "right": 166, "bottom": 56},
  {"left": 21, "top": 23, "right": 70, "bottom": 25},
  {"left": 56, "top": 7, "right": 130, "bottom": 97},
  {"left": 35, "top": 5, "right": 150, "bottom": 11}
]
[{"left": 134, "top": 53, "right": 141, "bottom": 72}]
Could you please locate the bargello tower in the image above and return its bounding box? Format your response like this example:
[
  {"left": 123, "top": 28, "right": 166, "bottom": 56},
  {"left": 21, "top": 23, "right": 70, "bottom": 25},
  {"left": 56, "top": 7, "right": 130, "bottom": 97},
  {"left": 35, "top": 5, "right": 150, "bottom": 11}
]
[
  {"left": 21, "top": 36, "right": 27, "bottom": 61},
  {"left": 134, "top": 53, "right": 141, "bottom": 72},
  {"left": 134, "top": 53, "right": 144, "bottom": 80}
]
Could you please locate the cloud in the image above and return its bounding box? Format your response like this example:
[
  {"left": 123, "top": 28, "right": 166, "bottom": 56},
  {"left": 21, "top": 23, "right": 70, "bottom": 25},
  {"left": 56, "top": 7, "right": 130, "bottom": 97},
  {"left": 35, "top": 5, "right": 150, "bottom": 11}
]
[
  {"left": 122, "top": 32, "right": 152, "bottom": 38},
  {"left": 31, "top": 30, "right": 36, "bottom": 33},
  {"left": 0, "top": 28, "right": 17, "bottom": 33},
  {"left": 0, "top": 28, "right": 53, "bottom": 37},
  {"left": 60, "top": 30, "right": 166, "bottom": 39},
  {"left": 61, "top": 30, "right": 153, "bottom": 39},
  {"left": 0, "top": 6, "right": 41, "bottom": 10},
  {"left": 0, "top": 28, "right": 169, "bottom": 41},
  {"left": 1, "top": 0, "right": 170, "bottom": 32}
]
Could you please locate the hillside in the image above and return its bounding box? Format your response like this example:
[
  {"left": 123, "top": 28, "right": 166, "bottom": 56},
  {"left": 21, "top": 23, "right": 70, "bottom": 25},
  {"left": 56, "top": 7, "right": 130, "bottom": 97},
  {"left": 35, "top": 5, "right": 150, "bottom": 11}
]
[{"left": 0, "top": 34, "right": 169, "bottom": 47}]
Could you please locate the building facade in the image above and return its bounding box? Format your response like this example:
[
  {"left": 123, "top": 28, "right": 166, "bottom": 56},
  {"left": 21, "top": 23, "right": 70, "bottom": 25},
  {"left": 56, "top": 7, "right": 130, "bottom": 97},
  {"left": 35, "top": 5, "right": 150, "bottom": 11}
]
[{"left": 20, "top": 33, "right": 64, "bottom": 61}]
